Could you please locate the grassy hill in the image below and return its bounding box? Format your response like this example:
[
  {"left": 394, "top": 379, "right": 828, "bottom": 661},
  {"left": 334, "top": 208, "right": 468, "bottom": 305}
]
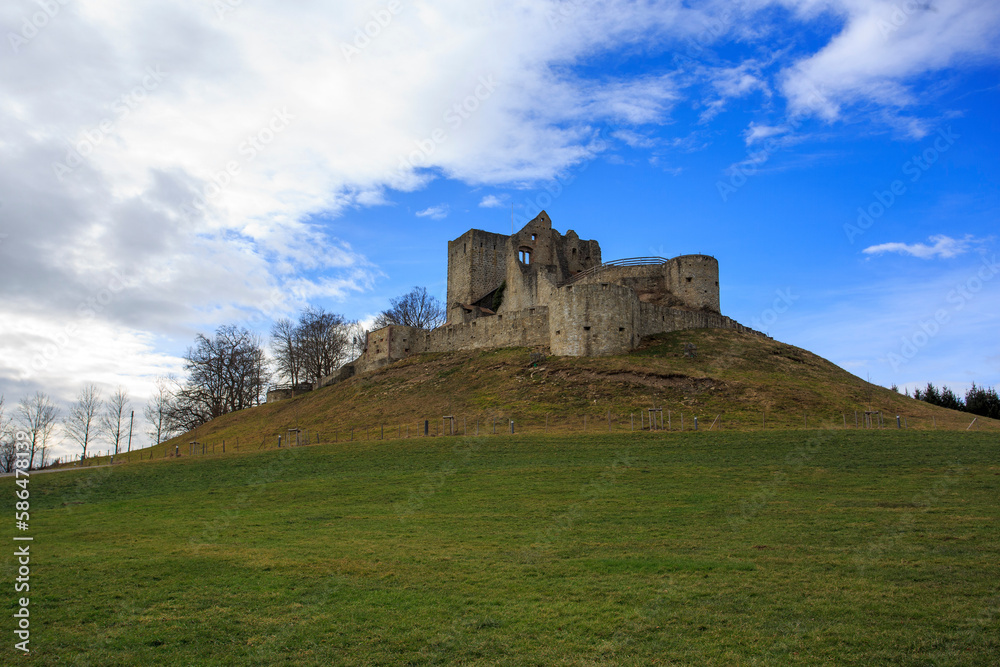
[
  {"left": 15, "top": 329, "right": 1000, "bottom": 664},
  {"left": 118, "top": 328, "right": 993, "bottom": 464},
  {"left": 14, "top": 430, "right": 1000, "bottom": 664}
]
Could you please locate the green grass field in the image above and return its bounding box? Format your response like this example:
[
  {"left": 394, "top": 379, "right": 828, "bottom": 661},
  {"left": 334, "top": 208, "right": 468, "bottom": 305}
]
[{"left": 7, "top": 430, "right": 999, "bottom": 665}]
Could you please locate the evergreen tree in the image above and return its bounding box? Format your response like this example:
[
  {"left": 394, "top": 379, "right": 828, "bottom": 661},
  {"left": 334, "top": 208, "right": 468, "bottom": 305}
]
[
  {"left": 965, "top": 383, "right": 1000, "bottom": 419},
  {"left": 938, "top": 386, "right": 964, "bottom": 411}
]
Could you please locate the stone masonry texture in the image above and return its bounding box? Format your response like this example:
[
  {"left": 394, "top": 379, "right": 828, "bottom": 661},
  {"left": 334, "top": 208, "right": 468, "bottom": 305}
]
[{"left": 306, "top": 211, "right": 761, "bottom": 394}]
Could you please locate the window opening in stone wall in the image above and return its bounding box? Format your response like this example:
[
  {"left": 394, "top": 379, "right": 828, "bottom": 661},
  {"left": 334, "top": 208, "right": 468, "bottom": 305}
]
[
  {"left": 518, "top": 247, "right": 532, "bottom": 264},
  {"left": 464, "top": 243, "right": 467, "bottom": 253},
  {"left": 572, "top": 248, "right": 577, "bottom": 258},
  {"left": 531, "top": 233, "right": 537, "bottom": 241}
]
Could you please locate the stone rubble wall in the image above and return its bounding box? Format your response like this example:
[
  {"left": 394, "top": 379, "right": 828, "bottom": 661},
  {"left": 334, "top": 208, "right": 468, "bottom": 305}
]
[
  {"left": 428, "top": 307, "right": 549, "bottom": 352},
  {"left": 549, "top": 283, "right": 641, "bottom": 356}
]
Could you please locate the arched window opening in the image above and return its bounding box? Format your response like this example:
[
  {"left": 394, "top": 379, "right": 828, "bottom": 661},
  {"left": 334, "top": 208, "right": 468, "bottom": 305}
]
[{"left": 518, "top": 247, "right": 532, "bottom": 264}]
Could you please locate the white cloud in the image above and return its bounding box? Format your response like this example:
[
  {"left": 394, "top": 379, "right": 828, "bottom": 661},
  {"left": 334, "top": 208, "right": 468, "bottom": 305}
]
[
  {"left": 863, "top": 234, "right": 979, "bottom": 259},
  {"left": 1, "top": 0, "right": 707, "bottom": 414},
  {"left": 744, "top": 122, "right": 788, "bottom": 145},
  {"left": 478, "top": 194, "right": 506, "bottom": 208},
  {"left": 612, "top": 129, "right": 657, "bottom": 148},
  {"left": 700, "top": 62, "right": 771, "bottom": 121},
  {"left": 416, "top": 205, "right": 450, "bottom": 220},
  {"left": 772, "top": 257, "right": 1000, "bottom": 393},
  {"left": 2, "top": 0, "right": 998, "bottom": 442},
  {"left": 773, "top": 0, "right": 1000, "bottom": 126}
]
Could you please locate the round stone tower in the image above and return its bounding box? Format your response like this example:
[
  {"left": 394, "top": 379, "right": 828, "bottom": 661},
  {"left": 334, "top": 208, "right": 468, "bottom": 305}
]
[{"left": 668, "top": 255, "right": 720, "bottom": 312}]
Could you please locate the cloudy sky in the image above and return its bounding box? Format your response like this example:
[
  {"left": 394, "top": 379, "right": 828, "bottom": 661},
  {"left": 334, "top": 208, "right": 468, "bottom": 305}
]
[{"left": 2, "top": 0, "right": 998, "bottom": 457}]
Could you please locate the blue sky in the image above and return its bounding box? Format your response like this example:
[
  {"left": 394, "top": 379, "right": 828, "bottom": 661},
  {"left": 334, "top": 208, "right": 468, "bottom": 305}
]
[{"left": 2, "top": 0, "right": 998, "bottom": 456}]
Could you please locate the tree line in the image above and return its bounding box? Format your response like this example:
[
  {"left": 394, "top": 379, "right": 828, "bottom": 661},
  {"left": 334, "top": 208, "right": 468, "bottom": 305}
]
[
  {"left": 0, "top": 385, "right": 151, "bottom": 472},
  {"left": 901, "top": 382, "right": 1000, "bottom": 419},
  {"left": 0, "top": 288, "right": 445, "bottom": 470}
]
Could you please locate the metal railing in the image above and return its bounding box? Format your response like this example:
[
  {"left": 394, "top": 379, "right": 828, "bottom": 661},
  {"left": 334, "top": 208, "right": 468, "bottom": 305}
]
[{"left": 560, "top": 256, "right": 668, "bottom": 286}]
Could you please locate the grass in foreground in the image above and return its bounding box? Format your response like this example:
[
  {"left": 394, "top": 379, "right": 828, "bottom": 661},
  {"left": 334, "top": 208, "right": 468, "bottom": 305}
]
[{"left": 8, "top": 430, "right": 1000, "bottom": 665}]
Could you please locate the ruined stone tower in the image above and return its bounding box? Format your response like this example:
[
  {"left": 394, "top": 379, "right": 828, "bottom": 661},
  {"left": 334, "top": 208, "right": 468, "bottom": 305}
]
[{"left": 310, "top": 211, "right": 755, "bottom": 390}]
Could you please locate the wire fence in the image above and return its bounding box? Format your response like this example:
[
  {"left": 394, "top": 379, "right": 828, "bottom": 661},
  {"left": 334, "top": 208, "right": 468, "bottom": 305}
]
[{"left": 62, "top": 404, "right": 993, "bottom": 468}]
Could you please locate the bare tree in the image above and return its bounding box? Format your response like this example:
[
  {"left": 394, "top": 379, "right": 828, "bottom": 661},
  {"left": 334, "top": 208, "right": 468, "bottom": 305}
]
[
  {"left": 101, "top": 387, "right": 131, "bottom": 457},
  {"left": 297, "top": 308, "right": 349, "bottom": 384},
  {"left": 15, "top": 392, "right": 59, "bottom": 469},
  {"left": 168, "top": 325, "right": 270, "bottom": 432},
  {"left": 271, "top": 310, "right": 357, "bottom": 385},
  {"left": 0, "top": 396, "right": 15, "bottom": 474},
  {"left": 344, "top": 320, "right": 367, "bottom": 361},
  {"left": 64, "top": 384, "right": 102, "bottom": 460},
  {"left": 373, "top": 286, "right": 445, "bottom": 330},
  {"left": 270, "top": 317, "right": 303, "bottom": 386},
  {"left": 144, "top": 377, "right": 175, "bottom": 446}
]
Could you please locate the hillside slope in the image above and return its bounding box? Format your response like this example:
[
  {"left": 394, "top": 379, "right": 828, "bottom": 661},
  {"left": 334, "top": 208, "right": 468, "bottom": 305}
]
[{"left": 127, "top": 328, "right": 994, "bottom": 460}]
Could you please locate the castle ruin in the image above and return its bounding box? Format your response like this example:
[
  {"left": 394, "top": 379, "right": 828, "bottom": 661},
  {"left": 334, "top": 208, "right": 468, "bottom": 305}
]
[{"left": 306, "top": 210, "right": 757, "bottom": 393}]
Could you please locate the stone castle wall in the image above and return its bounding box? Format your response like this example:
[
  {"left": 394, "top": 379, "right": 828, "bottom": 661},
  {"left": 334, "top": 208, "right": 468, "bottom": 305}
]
[
  {"left": 353, "top": 325, "right": 429, "bottom": 376},
  {"left": 667, "top": 255, "right": 720, "bottom": 312},
  {"left": 299, "top": 213, "right": 753, "bottom": 398},
  {"left": 312, "top": 299, "right": 759, "bottom": 393},
  {"left": 332, "top": 307, "right": 551, "bottom": 387},
  {"left": 571, "top": 255, "right": 720, "bottom": 311},
  {"left": 429, "top": 306, "right": 549, "bottom": 352},
  {"left": 446, "top": 229, "right": 509, "bottom": 323},
  {"left": 637, "top": 302, "right": 755, "bottom": 338},
  {"left": 549, "top": 283, "right": 641, "bottom": 356},
  {"left": 265, "top": 383, "right": 315, "bottom": 402}
]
